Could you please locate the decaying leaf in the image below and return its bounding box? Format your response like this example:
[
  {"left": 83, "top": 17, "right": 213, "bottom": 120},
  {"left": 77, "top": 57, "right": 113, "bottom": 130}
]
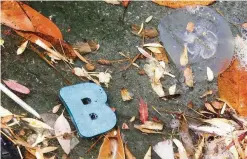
[
  {"left": 153, "top": 140, "right": 174, "bottom": 159},
  {"left": 132, "top": 24, "right": 158, "bottom": 38},
  {"left": 145, "top": 16, "right": 153, "bottom": 23},
  {"left": 186, "top": 22, "right": 194, "bottom": 33},
  {"left": 125, "top": 144, "right": 136, "bottom": 159},
  {"left": 143, "top": 146, "right": 151, "bottom": 159},
  {"left": 73, "top": 40, "right": 99, "bottom": 54},
  {"left": 97, "top": 59, "right": 112, "bottom": 65},
  {"left": 183, "top": 66, "right": 194, "bottom": 87},
  {"left": 169, "top": 84, "right": 176, "bottom": 95},
  {"left": 97, "top": 128, "right": 125, "bottom": 159},
  {"left": 3, "top": 79, "right": 30, "bottom": 94},
  {"left": 122, "top": 123, "right": 129, "bottom": 129},
  {"left": 207, "top": 66, "right": 214, "bottom": 81},
  {"left": 52, "top": 104, "right": 61, "bottom": 114},
  {"left": 180, "top": 45, "right": 188, "bottom": 66},
  {"left": 218, "top": 58, "right": 247, "bottom": 116},
  {"left": 22, "top": 118, "right": 53, "bottom": 130},
  {"left": 204, "top": 103, "right": 217, "bottom": 114},
  {"left": 54, "top": 112, "right": 71, "bottom": 154},
  {"left": 200, "top": 90, "right": 213, "bottom": 98},
  {"left": 173, "top": 139, "right": 188, "bottom": 159},
  {"left": 134, "top": 124, "right": 162, "bottom": 134},
  {"left": 121, "top": 88, "right": 133, "bottom": 101},
  {"left": 139, "top": 98, "right": 148, "bottom": 124},
  {"left": 152, "top": 0, "right": 215, "bottom": 8},
  {"left": 17, "top": 40, "right": 28, "bottom": 55}
]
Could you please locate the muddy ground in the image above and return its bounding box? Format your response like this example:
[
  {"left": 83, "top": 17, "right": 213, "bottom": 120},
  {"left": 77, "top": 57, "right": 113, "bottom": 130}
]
[{"left": 1, "top": 1, "right": 247, "bottom": 158}]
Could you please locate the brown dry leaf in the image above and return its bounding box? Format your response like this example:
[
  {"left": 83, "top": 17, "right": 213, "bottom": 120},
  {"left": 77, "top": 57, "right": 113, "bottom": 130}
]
[
  {"left": 211, "top": 101, "right": 224, "bottom": 110},
  {"left": 125, "top": 144, "right": 136, "bottom": 159},
  {"left": 153, "top": 47, "right": 169, "bottom": 63},
  {"left": 200, "top": 90, "right": 213, "bottom": 98},
  {"left": 134, "top": 124, "right": 162, "bottom": 134},
  {"left": 132, "top": 24, "right": 158, "bottom": 38},
  {"left": 121, "top": 88, "right": 133, "bottom": 101},
  {"left": 179, "top": 118, "right": 194, "bottom": 156},
  {"left": 97, "top": 128, "right": 125, "bottom": 159},
  {"left": 180, "top": 45, "right": 188, "bottom": 66},
  {"left": 52, "top": 104, "right": 61, "bottom": 114},
  {"left": 218, "top": 58, "right": 247, "bottom": 116},
  {"left": 184, "top": 66, "right": 194, "bottom": 87},
  {"left": 138, "top": 121, "right": 163, "bottom": 130},
  {"left": 204, "top": 103, "right": 217, "bottom": 114},
  {"left": 73, "top": 40, "right": 99, "bottom": 54},
  {"left": 186, "top": 22, "right": 194, "bottom": 32},
  {"left": 152, "top": 0, "right": 215, "bottom": 8},
  {"left": 97, "top": 59, "right": 112, "bottom": 65}
]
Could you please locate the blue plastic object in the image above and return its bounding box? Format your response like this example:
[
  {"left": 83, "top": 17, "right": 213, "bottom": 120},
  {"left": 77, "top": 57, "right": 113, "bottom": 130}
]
[{"left": 59, "top": 83, "right": 117, "bottom": 137}]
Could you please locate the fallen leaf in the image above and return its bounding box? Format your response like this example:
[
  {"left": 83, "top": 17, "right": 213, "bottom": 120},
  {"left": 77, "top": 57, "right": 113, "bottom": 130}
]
[
  {"left": 144, "top": 146, "right": 151, "bottom": 159},
  {"left": 180, "top": 45, "right": 188, "bottom": 66},
  {"left": 204, "top": 103, "right": 217, "bottom": 114},
  {"left": 151, "top": 81, "right": 165, "bottom": 97},
  {"left": 139, "top": 98, "right": 148, "bottom": 124},
  {"left": 137, "top": 47, "right": 153, "bottom": 59},
  {"left": 125, "top": 144, "right": 136, "bottom": 159},
  {"left": 153, "top": 140, "right": 174, "bottom": 159},
  {"left": 121, "top": 0, "right": 130, "bottom": 7},
  {"left": 17, "top": 40, "right": 28, "bottom": 55},
  {"left": 129, "top": 116, "right": 135, "bottom": 122},
  {"left": 153, "top": 47, "right": 169, "bottom": 63},
  {"left": 22, "top": 118, "right": 53, "bottom": 130},
  {"left": 134, "top": 125, "right": 162, "bottom": 134},
  {"left": 146, "top": 46, "right": 162, "bottom": 54},
  {"left": 145, "top": 16, "right": 153, "bottom": 23},
  {"left": 152, "top": 0, "right": 215, "bottom": 8},
  {"left": 97, "top": 128, "right": 125, "bottom": 159},
  {"left": 173, "top": 138, "right": 188, "bottom": 159},
  {"left": 184, "top": 66, "right": 194, "bottom": 87},
  {"left": 52, "top": 104, "right": 61, "bottom": 114},
  {"left": 73, "top": 40, "right": 99, "bottom": 54},
  {"left": 186, "top": 22, "right": 194, "bottom": 32},
  {"left": 169, "top": 84, "right": 176, "bottom": 95},
  {"left": 179, "top": 118, "right": 194, "bottom": 155},
  {"left": 218, "top": 58, "right": 247, "bottom": 116},
  {"left": 122, "top": 123, "right": 129, "bottom": 129},
  {"left": 121, "top": 88, "right": 133, "bottom": 101},
  {"left": 97, "top": 59, "right": 112, "bottom": 65},
  {"left": 207, "top": 66, "right": 214, "bottom": 81},
  {"left": 54, "top": 112, "right": 71, "bottom": 154},
  {"left": 85, "top": 63, "right": 96, "bottom": 71},
  {"left": 211, "top": 101, "right": 224, "bottom": 110},
  {"left": 3, "top": 79, "right": 30, "bottom": 94},
  {"left": 1, "top": 115, "right": 13, "bottom": 124},
  {"left": 132, "top": 24, "right": 158, "bottom": 38},
  {"left": 200, "top": 90, "right": 213, "bottom": 98},
  {"left": 138, "top": 121, "right": 163, "bottom": 130}
]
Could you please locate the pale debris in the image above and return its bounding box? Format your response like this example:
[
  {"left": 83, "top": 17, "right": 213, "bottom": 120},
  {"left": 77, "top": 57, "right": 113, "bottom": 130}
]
[
  {"left": 234, "top": 35, "right": 247, "bottom": 70},
  {"left": 207, "top": 66, "right": 214, "bottom": 81},
  {"left": 17, "top": 40, "right": 28, "bottom": 55},
  {"left": 98, "top": 72, "right": 112, "bottom": 87},
  {"left": 153, "top": 140, "right": 174, "bottom": 159},
  {"left": 169, "top": 84, "right": 176, "bottom": 95},
  {"left": 145, "top": 16, "right": 153, "bottom": 23}
]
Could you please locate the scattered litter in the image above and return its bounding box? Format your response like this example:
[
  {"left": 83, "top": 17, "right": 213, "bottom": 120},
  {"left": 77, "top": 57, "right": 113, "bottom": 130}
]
[
  {"left": 145, "top": 16, "right": 153, "bottom": 23},
  {"left": 17, "top": 40, "right": 28, "bottom": 55},
  {"left": 153, "top": 140, "right": 174, "bottom": 159},
  {"left": 52, "top": 104, "right": 61, "bottom": 114},
  {"left": 120, "top": 88, "right": 133, "bottom": 101},
  {"left": 207, "top": 66, "right": 214, "bottom": 81}
]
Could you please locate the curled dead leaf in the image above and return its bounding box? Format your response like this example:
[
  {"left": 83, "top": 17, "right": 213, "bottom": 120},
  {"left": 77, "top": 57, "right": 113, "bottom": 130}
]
[
  {"left": 132, "top": 24, "right": 158, "bottom": 38},
  {"left": 73, "top": 40, "right": 99, "bottom": 54},
  {"left": 120, "top": 88, "right": 133, "bottom": 101}
]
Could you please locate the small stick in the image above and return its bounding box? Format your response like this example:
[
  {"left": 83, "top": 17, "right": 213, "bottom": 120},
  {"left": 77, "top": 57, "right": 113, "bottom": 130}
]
[
  {"left": 124, "top": 53, "right": 141, "bottom": 70},
  {"left": 17, "top": 146, "right": 24, "bottom": 159},
  {"left": 0, "top": 83, "right": 41, "bottom": 118},
  {"left": 86, "top": 135, "right": 104, "bottom": 153}
]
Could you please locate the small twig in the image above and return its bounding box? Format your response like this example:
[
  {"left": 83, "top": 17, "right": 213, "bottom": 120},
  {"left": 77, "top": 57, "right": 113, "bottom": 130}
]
[
  {"left": 17, "top": 146, "right": 23, "bottom": 159},
  {"left": 0, "top": 130, "right": 16, "bottom": 144},
  {"left": 74, "top": 49, "right": 89, "bottom": 64},
  {"left": 45, "top": 130, "right": 76, "bottom": 139},
  {"left": 86, "top": 135, "right": 104, "bottom": 153},
  {"left": 124, "top": 53, "right": 141, "bottom": 70},
  {"left": 187, "top": 106, "right": 209, "bottom": 119}
]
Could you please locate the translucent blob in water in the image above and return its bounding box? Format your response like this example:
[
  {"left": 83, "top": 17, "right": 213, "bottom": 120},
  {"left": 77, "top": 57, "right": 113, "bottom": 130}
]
[{"left": 159, "top": 6, "right": 234, "bottom": 81}]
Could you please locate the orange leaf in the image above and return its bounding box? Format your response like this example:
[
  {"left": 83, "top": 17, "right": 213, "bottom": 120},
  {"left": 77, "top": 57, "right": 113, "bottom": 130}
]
[
  {"left": 97, "top": 128, "right": 125, "bottom": 159},
  {"left": 218, "top": 58, "right": 247, "bottom": 116},
  {"left": 152, "top": 0, "right": 215, "bottom": 8},
  {"left": 1, "top": 1, "right": 62, "bottom": 39}
]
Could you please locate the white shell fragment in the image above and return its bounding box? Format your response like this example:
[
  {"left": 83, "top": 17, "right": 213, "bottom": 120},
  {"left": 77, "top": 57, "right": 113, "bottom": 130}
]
[
  {"left": 145, "top": 16, "right": 153, "bottom": 23},
  {"left": 206, "top": 66, "right": 214, "bottom": 81}
]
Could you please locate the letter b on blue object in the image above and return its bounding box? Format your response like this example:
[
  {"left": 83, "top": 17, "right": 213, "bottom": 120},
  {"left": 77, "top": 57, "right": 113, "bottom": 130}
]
[{"left": 59, "top": 83, "right": 117, "bottom": 137}]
